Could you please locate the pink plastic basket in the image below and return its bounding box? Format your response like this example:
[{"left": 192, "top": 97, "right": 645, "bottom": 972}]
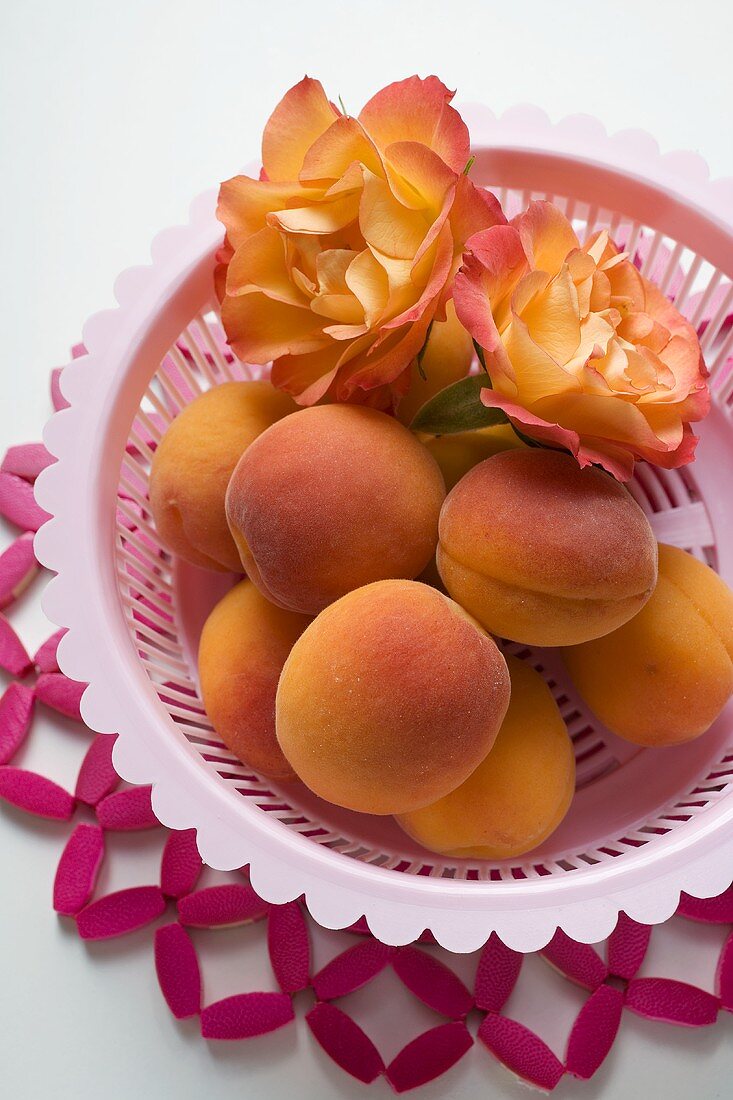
[{"left": 35, "top": 106, "right": 733, "bottom": 953}]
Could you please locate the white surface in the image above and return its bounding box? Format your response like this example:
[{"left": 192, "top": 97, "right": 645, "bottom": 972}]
[{"left": 1, "top": 1, "right": 732, "bottom": 1097}]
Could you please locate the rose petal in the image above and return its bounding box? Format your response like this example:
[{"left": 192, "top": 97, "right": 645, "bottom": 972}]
[
  {"left": 50, "top": 367, "right": 70, "bottom": 411},
  {"left": 177, "top": 884, "right": 269, "bottom": 928},
  {"left": 53, "top": 823, "right": 105, "bottom": 915},
  {"left": 0, "top": 614, "right": 32, "bottom": 676},
  {"left": 201, "top": 992, "right": 294, "bottom": 1040},
  {"left": 160, "top": 828, "right": 203, "bottom": 899},
  {"left": 75, "top": 734, "right": 119, "bottom": 805},
  {"left": 261, "top": 76, "right": 338, "bottom": 182},
  {"left": 34, "top": 672, "right": 85, "bottom": 721},
  {"left": 96, "top": 785, "right": 159, "bottom": 831},
  {"left": 386, "top": 1021, "right": 473, "bottom": 1093},
  {"left": 267, "top": 902, "right": 310, "bottom": 993},
  {"left": 154, "top": 923, "right": 202, "bottom": 1019},
  {"left": 0, "top": 533, "right": 38, "bottom": 609},
  {"left": 478, "top": 1014, "right": 564, "bottom": 1092},
  {"left": 625, "top": 978, "right": 719, "bottom": 1026},
  {"left": 0, "top": 683, "right": 35, "bottom": 765},
  {"left": 716, "top": 931, "right": 733, "bottom": 1012},
  {"left": 76, "top": 886, "right": 166, "bottom": 940},
  {"left": 33, "top": 628, "right": 67, "bottom": 673},
  {"left": 0, "top": 471, "right": 50, "bottom": 532},
  {"left": 306, "top": 1002, "right": 384, "bottom": 1084},
  {"left": 676, "top": 889, "right": 733, "bottom": 924},
  {"left": 474, "top": 932, "right": 523, "bottom": 1012},
  {"left": 312, "top": 940, "right": 394, "bottom": 1001},
  {"left": 359, "top": 75, "right": 470, "bottom": 174},
  {"left": 540, "top": 929, "right": 608, "bottom": 990},
  {"left": 1, "top": 443, "right": 53, "bottom": 480},
  {"left": 392, "top": 946, "right": 473, "bottom": 1019},
  {"left": 0, "top": 766, "right": 75, "bottom": 819},
  {"left": 71, "top": 342, "right": 87, "bottom": 359},
  {"left": 607, "top": 913, "right": 652, "bottom": 979},
  {"left": 565, "top": 985, "right": 624, "bottom": 1079}
]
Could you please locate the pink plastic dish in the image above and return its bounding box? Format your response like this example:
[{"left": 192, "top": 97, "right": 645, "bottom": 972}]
[{"left": 34, "top": 105, "right": 733, "bottom": 953}]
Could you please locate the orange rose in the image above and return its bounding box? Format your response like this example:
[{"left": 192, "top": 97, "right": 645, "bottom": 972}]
[
  {"left": 453, "top": 202, "right": 709, "bottom": 480},
  {"left": 216, "top": 76, "right": 504, "bottom": 409}
]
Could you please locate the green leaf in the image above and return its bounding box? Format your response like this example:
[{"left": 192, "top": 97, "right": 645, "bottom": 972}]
[{"left": 409, "top": 376, "right": 509, "bottom": 435}]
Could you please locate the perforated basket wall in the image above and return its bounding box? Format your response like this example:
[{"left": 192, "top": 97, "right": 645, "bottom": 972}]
[{"left": 35, "top": 106, "right": 733, "bottom": 952}]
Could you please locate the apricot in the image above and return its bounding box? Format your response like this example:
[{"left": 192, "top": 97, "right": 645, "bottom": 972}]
[
  {"left": 397, "top": 656, "right": 575, "bottom": 859},
  {"left": 437, "top": 449, "right": 657, "bottom": 646},
  {"left": 226, "top": 405, "right": 446, "bottom": 615},
  {"left": 150, "top": 381, "right": 296, "bottom": 571},
  {"left": 275, "top": 580, "right": 510, "bottom": 814},
  {"left": 198, "top": 580, "right": 310, "bottom": 778},
  {"left": 423, "top": 425, "right": 523, "bottom": 492},
  {"left": 563, "top": 544, "right": 733, "bottom": 746}
]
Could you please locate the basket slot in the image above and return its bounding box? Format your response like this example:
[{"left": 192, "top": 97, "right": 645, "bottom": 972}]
[
  {"left": 121, "top": 596, "right": 174, "bottom": 636},
  {"left": 689, "top": 269, "right": 723, "bottom": 328},
  {"left": 607, "top": 209, "right": 622, "bottom": 239},
  {"left": 583, "top": 204, "right": 599, "bottom": 241},
  {"left": 142, "top": 381, "right": 175, "bottom": 426},
  {"left": 116, "top": 498, "right": 162, "bottom": 545},
  {"left": 658, "top": 241, "right": 686, "bottom": 295},
  {"left": 156, "top": 357, "right": 197, "bottom": 415},
  {"left": 674, "top": 253, "right": 704, "bottom": 313},
  {"left": 117, "top": 547, "right": 164, "bottom": 591},
  {"left": 127, "top": 429, "right": 156, "bottom": 465},
  {"left": 167, "top": 344, "right": 205, "bottom": 398},
  {"left": 700, "top": 282, "right": 733, "bottom": 355},
  {"left": 136, "top": 649, "right": 192, "bottom": 682},
  {"left": 169, "top": 726, "right": 227, "bottom": 750},
  {"left": 639, "top": 230, "right": 665, "bottom": 278},
  {"left": 196, "top": 310, "right": 238, "bottom": 381},
  {"left": 161, "top": 702, "right": 215, "bottom": 727},
  {"left": 123, "top": 585, "right": 176, "bottom": 626},
  {"left": 176, "top": 324, "right": 221, "bottom": 386},
  {"left": 711, "top": 327, "right": 733, "bottom": 380},
  {"left": 117, "top": 473, "right": 153, "bottom": 515},
  {"left": 134, "top": 407, "right": 165, "bottom": 445},
  {"left": 155, "top": 684, "right": 206, "bottom": 711},
  {"left": 122, "top": 450, "right": 152, "bottom": 492},
  {"left": 621, "top": 220, "right": 643, "bottom": 259},
  {"left": 119, "top": 524, "right": 166, "bottom": 570},
  {"left": 127, "top": 616, "right": 178, "bottom": 658}
]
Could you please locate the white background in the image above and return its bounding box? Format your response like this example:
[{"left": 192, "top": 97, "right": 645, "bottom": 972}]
[{"left": 1, "top": 1, "right": 732, "bottom": 1097}]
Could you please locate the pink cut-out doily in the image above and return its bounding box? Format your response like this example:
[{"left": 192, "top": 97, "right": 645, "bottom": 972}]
[{"left": 1, "top": 357, "right": 732, "bottom": 1093}]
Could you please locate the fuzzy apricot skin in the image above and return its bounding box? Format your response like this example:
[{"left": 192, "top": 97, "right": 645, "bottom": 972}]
[
  {"left": 275, "top": 580, "right": 510, "bottom": 815},
  {"left": 198, "top": 580, "right": 310, "bottom": 779},
  {"left": 437, "top": 448, "right": 658, "bottom": 646},
  {"left": 422, "top": 426, "right": 524, "bottom": 492},
  {"left": 397, "top": 656, "right": 575, "bottom": 859},
  {"left": 563, "top": 544, "right": 733, "bottom": 747},
  {"left": 417, "top": 421, "right": 524, "bottom": 589},
  {"left": 226, "top": 405, "right": 446, "bottom": 615},
  {"left": 149, "top": 381, "right": 296, "bottom": 572}
]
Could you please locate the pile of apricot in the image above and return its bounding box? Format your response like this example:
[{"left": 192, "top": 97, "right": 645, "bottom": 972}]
[{"left": 149, "top": 380, "right": 733, "bottom": 860}]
